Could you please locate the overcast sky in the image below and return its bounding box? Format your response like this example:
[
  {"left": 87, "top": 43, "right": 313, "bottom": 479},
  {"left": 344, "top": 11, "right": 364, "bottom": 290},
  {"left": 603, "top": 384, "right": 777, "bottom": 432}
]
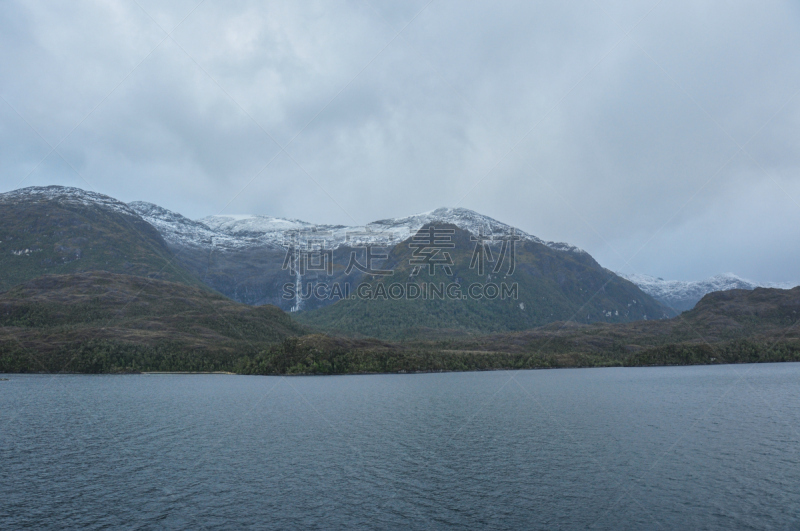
[{"left": 1, "top": 0, "right": 799, "bottom": 283}]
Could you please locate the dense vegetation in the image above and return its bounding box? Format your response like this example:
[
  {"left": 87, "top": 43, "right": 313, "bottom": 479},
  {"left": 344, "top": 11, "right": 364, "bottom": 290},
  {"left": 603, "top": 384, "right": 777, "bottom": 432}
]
[
  {"left": 0, "top": 272, "right": 305, "bottom": 373},
  {"left": 236, "top": 336, "right": 800, "bottom": 375},
  {"left": 2, "top": 272, "right": 798, "bottom": 374}
]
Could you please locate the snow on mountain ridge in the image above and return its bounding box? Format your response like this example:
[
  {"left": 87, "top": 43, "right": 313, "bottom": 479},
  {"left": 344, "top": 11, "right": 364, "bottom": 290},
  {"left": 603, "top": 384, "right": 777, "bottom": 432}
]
[
  {"left": 619, "top": 272, "right": 798, "bottom": 312},
  {"left": 198, "top": 206, "right": 585, "bottom": 253},
  {"left": 0, "top": 186, "right": 582, "bottom": 253},
  {"left": 621, "top": 272, "right": 755, "bottom": 298},
  {"left": 130, "top": 202, "right": 286, "bottom": 250},
  {"left": 1, "top": 186, "right": 139, "bottom": 218},
  {"left": 129, "top": 201, "right": 223, "bottom": 248},
  {"left": 200, "top": 214, "right": 323, "bottom": 235}
]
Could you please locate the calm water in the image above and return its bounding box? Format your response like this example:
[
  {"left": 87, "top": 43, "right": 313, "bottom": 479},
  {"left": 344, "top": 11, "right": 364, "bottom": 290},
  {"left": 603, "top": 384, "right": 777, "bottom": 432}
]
[{"left": 2, "top": 364, "right": 799, "bottom": 530}]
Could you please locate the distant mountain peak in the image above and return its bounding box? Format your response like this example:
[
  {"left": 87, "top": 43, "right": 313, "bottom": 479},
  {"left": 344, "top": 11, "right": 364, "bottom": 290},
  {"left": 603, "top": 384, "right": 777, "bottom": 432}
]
[
  {"left": 366, "top": 206, "right": 584, "bottom": 253},
  {"left": 619, "top": 272, "right": 798, "bottom": 312}
]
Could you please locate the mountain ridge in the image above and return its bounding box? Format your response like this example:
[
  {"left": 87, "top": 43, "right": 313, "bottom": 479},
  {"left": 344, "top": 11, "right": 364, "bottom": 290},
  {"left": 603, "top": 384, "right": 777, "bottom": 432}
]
[
  {"left": 0, "top": 186, "right": 672, "bottom": 328},
  {"left": 0, "top": 185, "right": 140, "bottom": 217},
  {"left": 131, "top": 202, "right": 585, "bottom": 254},
  {"left": 619, "top": 272, "right": 799, "bottom": 312},
  {"left": 294, "top": 223, "right": 673, "bottom": 339},
  {"left": 6, "top": 187, "right": 793, "bottom": 311}
]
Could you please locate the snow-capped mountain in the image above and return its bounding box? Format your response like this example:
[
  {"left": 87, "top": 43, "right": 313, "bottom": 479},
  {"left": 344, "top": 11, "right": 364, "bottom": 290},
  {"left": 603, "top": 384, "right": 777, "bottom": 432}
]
[
  {"left": 0, "top": 185, "right": 140, "bottom": 218},
  {"left": 13, "top": 185, "right": 795, "bottom": 321},
  {"left": 619, "top": 272, "right": 798, "bottom": 312},
  {"left": 126, "top": 200, "right": 613, "bottom": 312},
  {"left": 134, "top": 204, "right": 585, "bottom": 254}
]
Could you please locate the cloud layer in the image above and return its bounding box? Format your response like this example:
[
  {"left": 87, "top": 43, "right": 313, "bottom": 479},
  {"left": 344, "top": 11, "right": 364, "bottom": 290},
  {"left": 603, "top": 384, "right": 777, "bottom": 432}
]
[{"left": 1, "top": 0, "right": 799, "bottom": 282}]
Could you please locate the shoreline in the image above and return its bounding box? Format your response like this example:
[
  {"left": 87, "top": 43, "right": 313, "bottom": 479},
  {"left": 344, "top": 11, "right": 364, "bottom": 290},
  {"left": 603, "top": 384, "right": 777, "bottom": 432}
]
[
  {"left": 141, "top": 371, "right": 237, "bottom": 375},
  {"left": 3, "top": 359, "right": 800, "bottom": 377}
]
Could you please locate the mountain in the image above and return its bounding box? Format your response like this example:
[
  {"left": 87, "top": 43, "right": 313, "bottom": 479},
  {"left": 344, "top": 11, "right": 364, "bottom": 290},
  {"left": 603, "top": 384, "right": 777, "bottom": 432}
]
[
  {"left": 0, "top": 186, "right": 202, "bottom": 291},
  {"left": 620, "top": 272, "right": 798, "bottom": 312},
  {"left": 294, "top": 224, "right": 673, "bottom": 339},
  {"left": 429, "top": 286, "right": 800, "bottom": 368},
  {"left": 130, "top": 201, "right": 673, "bottom": 335},
  {"left": 3, "top": 186, "right": 796, "bottom": 375},
  {"left": 1, "top": 186, "right": 673, "bottom": 338},
  {"left": 130, "top": 201, "right": 311, "bottom": 308},
  {"left": 130, "top": 203, "right": 589, "bottom": 310},
  {"left": 0, "top": 271, "right": 306, "bottom": 373}
]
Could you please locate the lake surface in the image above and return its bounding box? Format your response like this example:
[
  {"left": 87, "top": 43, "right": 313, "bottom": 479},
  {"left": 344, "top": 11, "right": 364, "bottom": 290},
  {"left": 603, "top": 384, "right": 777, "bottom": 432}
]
[{"left": 2, "top": 364, "right": 800, "bottom": 530}]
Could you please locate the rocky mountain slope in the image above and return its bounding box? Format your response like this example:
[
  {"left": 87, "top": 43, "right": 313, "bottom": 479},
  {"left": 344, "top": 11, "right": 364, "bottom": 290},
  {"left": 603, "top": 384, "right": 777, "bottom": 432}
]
[{"left": 129, "top": 202, "right": 591, "bottom": 309}]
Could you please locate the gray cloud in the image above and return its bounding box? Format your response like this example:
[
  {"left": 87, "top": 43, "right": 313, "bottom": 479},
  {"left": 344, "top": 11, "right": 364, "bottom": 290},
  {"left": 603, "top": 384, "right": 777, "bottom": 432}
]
[{"left": 1, "top": 0, "right": 799, "bottom": 283}]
